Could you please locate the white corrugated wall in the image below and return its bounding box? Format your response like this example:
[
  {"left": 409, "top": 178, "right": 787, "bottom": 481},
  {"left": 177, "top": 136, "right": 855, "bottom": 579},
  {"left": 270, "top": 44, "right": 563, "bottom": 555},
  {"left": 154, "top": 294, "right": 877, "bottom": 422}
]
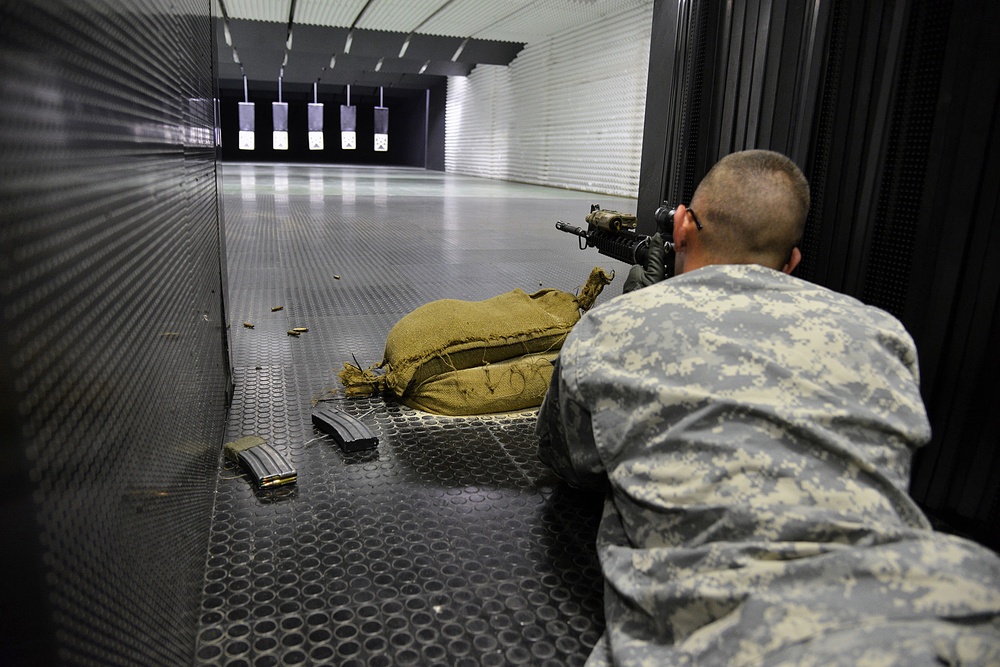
[{"left": 445, "top": 2, "right": 653, "bottom": 197}]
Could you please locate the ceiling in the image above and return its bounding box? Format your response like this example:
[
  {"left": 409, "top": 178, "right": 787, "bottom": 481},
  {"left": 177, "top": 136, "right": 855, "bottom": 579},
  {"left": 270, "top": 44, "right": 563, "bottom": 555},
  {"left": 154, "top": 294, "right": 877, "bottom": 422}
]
[{"left": 215, "top": 0, "right": 650, "bottom": 96}]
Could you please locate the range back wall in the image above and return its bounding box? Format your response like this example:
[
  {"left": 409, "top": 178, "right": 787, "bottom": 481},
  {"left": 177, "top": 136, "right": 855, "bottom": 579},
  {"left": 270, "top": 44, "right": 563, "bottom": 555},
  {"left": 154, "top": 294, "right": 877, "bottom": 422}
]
[
  {"left": 0, "top": 1, "right": 231, "bottom": 664},
  {"left": 219, "top": 84, "right": 433, "bottom": 167},
  {"left": 445, "top": 3, "right": 653, "bottom": 197}
]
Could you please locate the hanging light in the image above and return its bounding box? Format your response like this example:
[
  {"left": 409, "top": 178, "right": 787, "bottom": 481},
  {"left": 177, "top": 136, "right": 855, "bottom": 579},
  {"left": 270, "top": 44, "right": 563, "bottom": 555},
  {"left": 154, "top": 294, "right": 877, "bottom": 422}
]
[
  {"left": 451, "top": 38, "right": 468, "bottom": 62},
  {"left": 398, "top": 34, "right": 412, "bottom": 58}
]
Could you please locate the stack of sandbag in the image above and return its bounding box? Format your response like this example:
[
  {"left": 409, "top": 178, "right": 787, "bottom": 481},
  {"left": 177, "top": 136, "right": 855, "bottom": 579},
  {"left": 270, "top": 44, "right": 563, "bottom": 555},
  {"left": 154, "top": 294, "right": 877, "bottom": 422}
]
[{"left": 339, "top": 267, "right": 612, "bottom": 415}]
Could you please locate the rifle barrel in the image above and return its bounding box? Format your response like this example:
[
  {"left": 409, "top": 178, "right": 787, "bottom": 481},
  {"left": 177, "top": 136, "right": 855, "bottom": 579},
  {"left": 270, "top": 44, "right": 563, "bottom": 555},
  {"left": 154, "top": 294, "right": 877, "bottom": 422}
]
[{"left": 555, "top": 221, "right": 587, "bottom": 238}]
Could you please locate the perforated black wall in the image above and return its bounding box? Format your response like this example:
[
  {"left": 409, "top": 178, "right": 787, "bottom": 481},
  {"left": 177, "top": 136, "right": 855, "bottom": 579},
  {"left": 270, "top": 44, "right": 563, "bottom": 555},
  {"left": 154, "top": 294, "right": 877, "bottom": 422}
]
[
  {"left": 639, "top": 0, "right": 999, "bottom": 547},
  {"left": 0, "top": 2, "right": 230, "bottom": 664},
  {"left": 859, "top": 2, "right": 949, "bottom": 315}
]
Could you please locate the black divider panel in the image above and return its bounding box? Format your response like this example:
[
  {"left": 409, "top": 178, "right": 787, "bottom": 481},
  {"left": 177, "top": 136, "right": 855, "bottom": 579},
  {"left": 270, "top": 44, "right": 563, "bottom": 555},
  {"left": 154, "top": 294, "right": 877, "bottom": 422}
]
[
  {"left": 640, "top": 0, "right": 998, "bottom": 548},
  {"left": 0, "top": 1, "right": 229, "bottom": 664},
  {"left": 903, "top": 0, "right": 1000, "bottom": 549}
]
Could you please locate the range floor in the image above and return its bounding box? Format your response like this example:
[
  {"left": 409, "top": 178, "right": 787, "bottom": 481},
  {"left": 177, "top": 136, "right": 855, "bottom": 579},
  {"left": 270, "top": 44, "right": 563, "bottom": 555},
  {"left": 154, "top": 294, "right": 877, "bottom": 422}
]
[{"left": 195, "top": 163, "right": 637, "bottom": 667}]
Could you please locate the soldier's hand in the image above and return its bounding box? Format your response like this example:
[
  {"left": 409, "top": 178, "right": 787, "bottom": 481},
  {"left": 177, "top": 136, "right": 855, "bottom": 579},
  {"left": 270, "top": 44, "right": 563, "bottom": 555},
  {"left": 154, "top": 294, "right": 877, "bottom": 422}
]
[{"left": 622, "top": 231, "right": 666, "bottom": 293}]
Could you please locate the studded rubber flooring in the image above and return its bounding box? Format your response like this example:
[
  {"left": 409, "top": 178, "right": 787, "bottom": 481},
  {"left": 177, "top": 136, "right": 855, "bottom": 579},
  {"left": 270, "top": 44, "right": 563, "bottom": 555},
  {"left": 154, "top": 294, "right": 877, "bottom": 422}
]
[{"left": 194, "top": 163, "right": 637, "bottom": 667}]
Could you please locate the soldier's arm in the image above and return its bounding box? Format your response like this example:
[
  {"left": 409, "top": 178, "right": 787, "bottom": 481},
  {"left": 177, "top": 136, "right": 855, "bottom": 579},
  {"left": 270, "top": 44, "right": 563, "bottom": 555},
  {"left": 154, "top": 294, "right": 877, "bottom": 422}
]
[{"left": 536, "top": 357, "right": 606, "bottom": 490}]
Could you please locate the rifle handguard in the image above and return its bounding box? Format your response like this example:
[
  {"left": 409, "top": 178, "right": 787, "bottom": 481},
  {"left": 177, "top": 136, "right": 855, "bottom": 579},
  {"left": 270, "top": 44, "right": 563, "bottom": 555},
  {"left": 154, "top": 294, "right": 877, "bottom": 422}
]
[{"left": 555, "top": 221, "right": 674, "bottom": 268}]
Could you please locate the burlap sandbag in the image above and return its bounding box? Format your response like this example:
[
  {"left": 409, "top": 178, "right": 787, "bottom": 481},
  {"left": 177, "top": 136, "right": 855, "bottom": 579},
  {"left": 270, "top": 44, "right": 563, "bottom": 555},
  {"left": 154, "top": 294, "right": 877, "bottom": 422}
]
[
  {"left": 402, "top": 350, "right": 561, "bottom": 415},
  {"left": 339, "top": 267, "right": 612, "bottom": 415}
]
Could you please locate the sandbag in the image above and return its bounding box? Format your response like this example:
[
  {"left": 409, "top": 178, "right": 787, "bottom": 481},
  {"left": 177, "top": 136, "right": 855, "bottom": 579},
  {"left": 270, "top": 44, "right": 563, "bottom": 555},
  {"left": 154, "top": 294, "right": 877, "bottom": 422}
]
[
  {"left": 339, "top": 267, "right": 612, "bottom": 415},
  {"left": 402, "top": 350, "right": 561, "bottom": 415}
]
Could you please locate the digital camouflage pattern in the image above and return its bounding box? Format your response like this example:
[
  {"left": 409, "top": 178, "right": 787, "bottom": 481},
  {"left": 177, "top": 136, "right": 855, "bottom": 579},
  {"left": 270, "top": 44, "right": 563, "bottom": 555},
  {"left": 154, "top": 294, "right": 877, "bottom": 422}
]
[{"left": 537, "top": 264, "right": 1000, "bottom": 667}]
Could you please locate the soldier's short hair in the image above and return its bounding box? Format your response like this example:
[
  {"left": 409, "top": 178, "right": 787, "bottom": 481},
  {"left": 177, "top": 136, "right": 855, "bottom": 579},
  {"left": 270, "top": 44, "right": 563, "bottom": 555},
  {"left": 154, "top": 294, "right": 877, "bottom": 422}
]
[{"left": 692, "top": 150, "right": 810, "bottom": 268}]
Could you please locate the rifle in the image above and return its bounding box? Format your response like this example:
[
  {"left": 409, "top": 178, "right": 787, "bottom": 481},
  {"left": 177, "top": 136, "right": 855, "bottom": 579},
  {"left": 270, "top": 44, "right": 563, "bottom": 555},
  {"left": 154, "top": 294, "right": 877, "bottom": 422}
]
[{"left": 556, "top": 203, "right": 676, "bottom": 274}]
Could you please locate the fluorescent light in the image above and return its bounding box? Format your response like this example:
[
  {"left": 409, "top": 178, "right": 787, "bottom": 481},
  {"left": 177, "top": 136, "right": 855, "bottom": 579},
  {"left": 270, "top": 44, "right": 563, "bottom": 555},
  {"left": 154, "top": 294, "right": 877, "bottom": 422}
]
[
  {"left": 399, "top": 34, "right": 411, "bottom": 58},
  {"left": 344, "top": 30, "right": 353, "bottom": 53}
]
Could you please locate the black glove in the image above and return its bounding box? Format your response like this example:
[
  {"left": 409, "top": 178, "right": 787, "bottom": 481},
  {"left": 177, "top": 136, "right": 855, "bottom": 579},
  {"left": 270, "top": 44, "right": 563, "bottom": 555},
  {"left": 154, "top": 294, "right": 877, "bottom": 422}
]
[{"left": 622, "top": 231, "right": 666, "bottom": 293}]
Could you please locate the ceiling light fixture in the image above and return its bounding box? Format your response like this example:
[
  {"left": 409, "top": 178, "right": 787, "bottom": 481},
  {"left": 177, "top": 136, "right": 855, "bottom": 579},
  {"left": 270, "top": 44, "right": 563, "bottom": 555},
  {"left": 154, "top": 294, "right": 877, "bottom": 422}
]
[
  {"left": 344, "top": 30, "right": 354, "bottom": 54},
  {"left": 419, "top": 61, "right": 429, "bottom": 74},
  {"left": 451, "top": 38, "right": 468, "bottom": 62},
  {"left": 375, "top": 57, "right": 383, "bottom": 72},
  {"left": 399, "top": 34, "right": 412, "bottom": 58}
]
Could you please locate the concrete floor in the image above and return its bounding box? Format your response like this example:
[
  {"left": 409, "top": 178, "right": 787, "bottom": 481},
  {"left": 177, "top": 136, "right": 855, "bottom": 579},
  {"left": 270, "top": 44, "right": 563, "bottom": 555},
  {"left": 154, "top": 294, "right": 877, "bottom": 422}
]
[{"left": 195, "top": 163, "right": 637, "bottom": 667}]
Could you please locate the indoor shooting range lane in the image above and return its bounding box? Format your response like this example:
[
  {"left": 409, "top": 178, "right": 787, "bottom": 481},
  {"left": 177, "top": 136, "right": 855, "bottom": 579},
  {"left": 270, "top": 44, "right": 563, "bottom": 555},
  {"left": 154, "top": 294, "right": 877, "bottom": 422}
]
[{"left": 195, "top": 163, "right": 636, "bottom": 667}]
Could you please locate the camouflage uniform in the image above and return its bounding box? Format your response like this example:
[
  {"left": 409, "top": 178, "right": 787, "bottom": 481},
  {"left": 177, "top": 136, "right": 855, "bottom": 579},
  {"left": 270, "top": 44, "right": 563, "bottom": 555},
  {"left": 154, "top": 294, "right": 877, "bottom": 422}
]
[{"left": 537, "top": 264, "right": 1000, "bottom": 666}]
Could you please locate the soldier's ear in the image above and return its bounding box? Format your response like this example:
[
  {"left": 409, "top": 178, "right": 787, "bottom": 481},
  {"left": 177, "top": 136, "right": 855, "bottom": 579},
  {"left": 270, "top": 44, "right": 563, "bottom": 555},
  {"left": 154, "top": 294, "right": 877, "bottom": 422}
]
[
  {"left": 673, "top": 204, "right": 691, "bottom": 249},
  {"left": 781, "top": 247, "right": 802, "bottom": 274}
]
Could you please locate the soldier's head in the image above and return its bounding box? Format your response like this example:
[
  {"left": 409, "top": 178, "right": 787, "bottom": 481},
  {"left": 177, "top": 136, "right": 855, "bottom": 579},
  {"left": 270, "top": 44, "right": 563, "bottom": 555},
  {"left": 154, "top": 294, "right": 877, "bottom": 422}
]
[{"left": 673, "top": 150, "right": 809, "bottom": 275}]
